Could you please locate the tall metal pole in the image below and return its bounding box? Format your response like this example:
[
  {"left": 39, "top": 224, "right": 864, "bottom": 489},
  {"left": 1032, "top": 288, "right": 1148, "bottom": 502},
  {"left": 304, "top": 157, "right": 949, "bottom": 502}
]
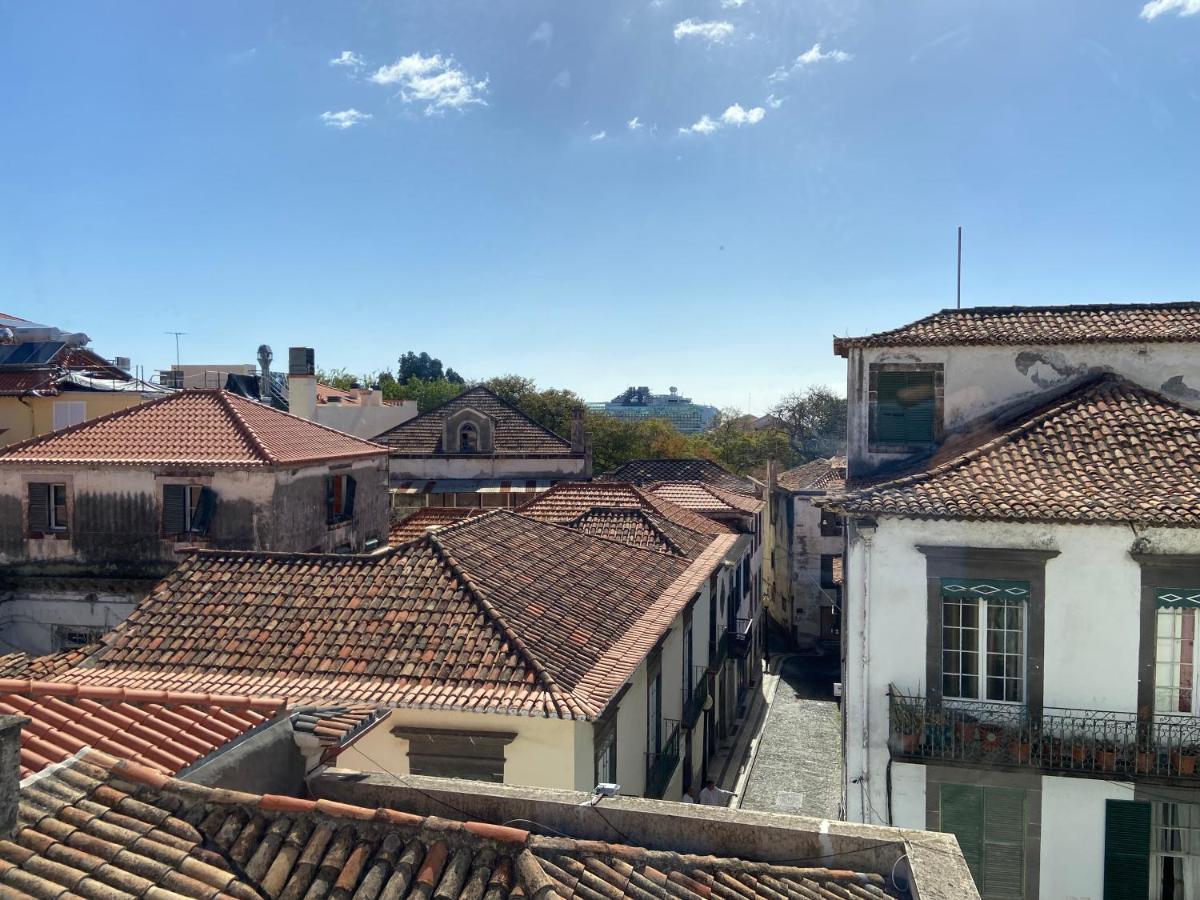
[
  {"left": 165, "top": 331, "right": 186, "bottom": 374},
  {"left": 956, "top": 226, "right": 962, "bottom": 310}
]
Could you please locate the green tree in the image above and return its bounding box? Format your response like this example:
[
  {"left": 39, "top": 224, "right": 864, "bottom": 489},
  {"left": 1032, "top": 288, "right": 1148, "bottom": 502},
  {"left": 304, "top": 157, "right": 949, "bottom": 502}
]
[
  {"left": 389, "top": 377, "right": 466, "bottom": 413},
  {"left": 697, "top": 408, "right": 796, "bottom": 476},
  {"left": 398, "top": 351, "right": 464, "bottom": 385},
  {"left": 483, "top": 375, "right": 584, "bottom": 437},
  {"left": 315, "top": 368, "right": 358, "bottom": 391},
  {"left": 770, "top": 386, "right": 847, "bottom": 462}
]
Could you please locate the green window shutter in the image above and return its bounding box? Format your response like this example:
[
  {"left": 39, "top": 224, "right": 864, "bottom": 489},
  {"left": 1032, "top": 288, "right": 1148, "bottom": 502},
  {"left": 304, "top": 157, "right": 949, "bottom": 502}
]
[
  {"left": 983, "top": 788, "right": 1026, "bottom": 899},
  {"left": 875, "top": 372, "right": 936, "bottom": 445},
  {"left": 1156, "top": 587, "right": 1200, "bottom": 609},
  {"left": 1103, "top": 799, "right": 1150, "bottom": 900},
  {"left": 27, "top": 482, "right": 50, "bottom": 532},
  {"left": 191, "top": 487, "right": 217, "bottom": 536},
  {"left": 942, "top": 579, "right": 1031, "bottom": 601},
  {"left": 941, "top": 784, "right": 985, "bottom": 889},
  {"left": 162, "top": 484, "right": 186, "bottom": 535}
]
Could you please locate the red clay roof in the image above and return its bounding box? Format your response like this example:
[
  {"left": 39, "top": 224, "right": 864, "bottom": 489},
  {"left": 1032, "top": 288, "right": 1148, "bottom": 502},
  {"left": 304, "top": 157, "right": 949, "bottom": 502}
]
[
  {"left": 600, "top": 458, "right": 757, "bottom": 495},
  {"left": 388, "top": 507, "right": 487, "bottom": 545},
  {"left": 0, "top": 388, "right": 387, "bottom": 467},
  {"left": 5, "top": 748, "right": 896, "bottom": 900},
  {"left": 647, "top": 481, "right": 764, "bottom": 516},
  {"left": 377, "top": 386, "right": 576, "bottom": 456},
  {"left": 58, "top": 512, "right": 733, "bottom": 719},
  {"left": 827, "top": 375, "right": 1200, "bottom": 526},
  {"left": 517, "top": 481, "right": 733, "bottom": 537},
  {"left": 0, "top": 678, "right": 282, "bottom": 778},
  {"left": 833, "top": 301, "right": 1200, "bottom": 356},
  {"left": 567, "top": 507, "right": 691, "bottom": 556},
  {"left": 777, "top": 457, "right": 847, "bottom": 492}
]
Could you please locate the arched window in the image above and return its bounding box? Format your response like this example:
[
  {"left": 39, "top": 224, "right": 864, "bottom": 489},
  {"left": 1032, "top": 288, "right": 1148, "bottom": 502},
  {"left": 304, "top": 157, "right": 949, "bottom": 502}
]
[{"left": 459, "top": 422, "right": 479, "bottom": 453}]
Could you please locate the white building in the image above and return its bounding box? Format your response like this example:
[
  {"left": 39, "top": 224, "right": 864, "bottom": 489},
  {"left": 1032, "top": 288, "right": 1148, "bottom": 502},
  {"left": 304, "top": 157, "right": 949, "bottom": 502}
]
[{"left": 828, "top": 302, "right": 1200, "bottom": 900}]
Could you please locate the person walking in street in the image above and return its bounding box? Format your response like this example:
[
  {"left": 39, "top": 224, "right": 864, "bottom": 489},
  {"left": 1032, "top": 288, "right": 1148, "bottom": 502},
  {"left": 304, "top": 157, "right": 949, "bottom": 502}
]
[{"left": 699, "top": 779, "right": 736, "bottom": 806}]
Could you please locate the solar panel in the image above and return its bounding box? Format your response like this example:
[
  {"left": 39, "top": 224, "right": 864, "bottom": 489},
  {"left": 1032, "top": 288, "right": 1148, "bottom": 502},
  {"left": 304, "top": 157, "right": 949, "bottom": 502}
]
[{"left": 0, "top": 341, "right": 65, "bottom": 367}]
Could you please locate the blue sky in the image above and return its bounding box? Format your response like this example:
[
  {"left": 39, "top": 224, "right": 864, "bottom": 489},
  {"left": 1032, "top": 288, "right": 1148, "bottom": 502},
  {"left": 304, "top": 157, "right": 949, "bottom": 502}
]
[{"left": 2, "top": 1, "right": 1198, "bottom": 412}]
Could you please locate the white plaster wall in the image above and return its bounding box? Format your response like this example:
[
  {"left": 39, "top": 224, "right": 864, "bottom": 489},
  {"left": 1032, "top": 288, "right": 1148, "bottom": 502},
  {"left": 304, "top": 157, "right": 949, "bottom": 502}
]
[
  {"left": 843, "top": 515, "right": 1200, "bottom": 824},
  {"left": 315, "top": 404, "right": 416, "bottom": 440},
  {"left": 390, "top": 456, "right": 587, "bottom": 480},
  {"left": 889, "top": 762, "right": 927, "bottom": 830},
  {"left": 0, "top": 591, "right": 138, "bottom": 655},
  {"left": 847, "top": 341, "right": 1200, "bottom": 474},
  {"left": 790, "top": 493, "right": 842, "bottom": 646},
  {"left": 1039, "top": 776, "right": 1133, "bottom": 900}
]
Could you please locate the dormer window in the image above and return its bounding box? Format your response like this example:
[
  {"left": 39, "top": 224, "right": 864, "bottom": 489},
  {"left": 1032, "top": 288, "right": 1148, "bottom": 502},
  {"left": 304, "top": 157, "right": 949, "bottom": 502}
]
[
  {"left": 459, "top": 422, "right": 479, "bottom": 453},
  {"left": 868, "top": 363, "right": 943, "bottom": 452}
]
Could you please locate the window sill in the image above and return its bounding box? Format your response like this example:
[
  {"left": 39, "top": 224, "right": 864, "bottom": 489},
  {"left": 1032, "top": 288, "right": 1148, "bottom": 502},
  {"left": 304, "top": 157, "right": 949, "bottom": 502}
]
[
  {"left": 327, "top": 516, "right": 354, "bottom": 529},
  {"left": 27, "top": 532, "right": 70, "bottom": 541},
  {"left": 868, "top": 441, "right": 936, "bottom": 455}
]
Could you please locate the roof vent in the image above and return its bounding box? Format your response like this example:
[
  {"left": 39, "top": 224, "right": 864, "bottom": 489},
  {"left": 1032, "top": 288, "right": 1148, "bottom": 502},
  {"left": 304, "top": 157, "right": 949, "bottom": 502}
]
[{"left": 289, "top": 347, "right": 315, "bottom": 377}]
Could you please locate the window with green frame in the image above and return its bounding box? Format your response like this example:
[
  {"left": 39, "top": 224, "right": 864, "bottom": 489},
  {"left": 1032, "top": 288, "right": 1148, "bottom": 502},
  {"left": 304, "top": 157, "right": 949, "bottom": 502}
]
[{"left": 872, "top": 370, "right": 937, "bottom": 446}]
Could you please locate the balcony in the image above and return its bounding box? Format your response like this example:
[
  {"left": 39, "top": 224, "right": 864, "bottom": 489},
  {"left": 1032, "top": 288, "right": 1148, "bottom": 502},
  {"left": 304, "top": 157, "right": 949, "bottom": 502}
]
[
  {"left": 730, "top": 617, "right": 755, "bottom": 659},
  {"left": 645, "top": 719, "right": 682, "bottom": 799},
  {"left": 889, "top": 688, "right": 1200, "bottom": 781},
  {"left": 709, "top": 631, "right": 730, "bottom": 671},
  {"left": 682, "top": 665, "right": 710, "bottom": 729}
]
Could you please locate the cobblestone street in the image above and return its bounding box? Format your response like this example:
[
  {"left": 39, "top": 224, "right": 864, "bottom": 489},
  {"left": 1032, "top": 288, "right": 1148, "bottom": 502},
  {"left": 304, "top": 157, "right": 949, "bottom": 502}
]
[{"left": 739, "top": 654, "right": 842, "bottom": 820}]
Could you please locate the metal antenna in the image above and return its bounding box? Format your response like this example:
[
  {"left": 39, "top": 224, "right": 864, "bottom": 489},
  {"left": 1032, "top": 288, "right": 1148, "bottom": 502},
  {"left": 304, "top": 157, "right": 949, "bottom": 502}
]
[
  {"left": 956, "top": 226, "right": 962, "bottom": 309},
  {"left": 164, "top": 331, "right": 186, "bottom": 368}
]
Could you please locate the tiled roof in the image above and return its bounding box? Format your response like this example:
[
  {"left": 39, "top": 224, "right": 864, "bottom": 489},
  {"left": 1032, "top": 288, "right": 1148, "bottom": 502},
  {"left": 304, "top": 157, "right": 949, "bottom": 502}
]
[
  {"left": 0, "top": 678, "right": 282, "bottom": 777},
  {"left": 389, "top": 507, "right": 487, "bottom": 545},
  {"left": 600, "top": 458, "right": 758, "bottom": 495},
  {"left": 317, "top": 383, "right": 360, "bottom": 404},
  {"left": 827, "top": 374, "right": 1200, "bottom": 526},
  {"left": 833, "top": 301, "right": 1200, "bottom": 356},
  {"left": 0, "top": 388, "right": 387, "bottom": 467},
  {"left": 4, "top": 749, "right": 896, "bottom": 900},
  {"left": 0, "top": 645, "right": 99, "bottom": 679},
  {"left": 58, "top": 512, "right": 733, "bottom": 719},
  {"left": 647, "top": 482, "right": 765, "bottom": 516},
  {"left": 566, "top": 508, "right": 689, "bottom": 557},
  {"left": 777, "top": 457, "right": 846, "bottom": 493},
  {"left": 292, "top": 704, "right": 386, "bottom": 746},
  {"left": 377, "top": 386, "right": 576, "bottom": 456},
  {"left": 517, "top": 482, "right": 733, "bottom": 538}
]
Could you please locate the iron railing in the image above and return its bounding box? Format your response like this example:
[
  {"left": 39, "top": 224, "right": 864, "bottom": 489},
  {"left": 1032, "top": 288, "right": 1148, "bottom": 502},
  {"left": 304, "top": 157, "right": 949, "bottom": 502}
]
[
  {"left": 889, "top": 687, "right": 1200, "bottom": 779},
  {"left": 646, "top": 719, "right": 682, "bottom": 798},
  {"left": 709, "top": 631, "right": 730, "bottom": 670},
  {"left": 682, "top": 665, "right": 710, "bottom": 729},
  {"left": 730, "top": 617, "right": 754, "bottom": 658}
]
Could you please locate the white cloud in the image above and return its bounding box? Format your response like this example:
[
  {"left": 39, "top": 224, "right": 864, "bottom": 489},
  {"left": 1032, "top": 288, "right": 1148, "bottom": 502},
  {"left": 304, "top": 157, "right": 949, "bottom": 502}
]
[
  {"left": 330, "top": 50, "right": 365, "bottom": 68},
  {"left": 552, "top": 69, "right": 572, "bottom": 89},
  {"left": 721, "top": 103, "right": 764, "bottom": 126},
  {"left": 679, "top": 114, "right": 720, "bottom": 135},
  {"left": 627, "top": 116, "right": 643, "bottom": 131},
  {"left": 321, "top": 109, "right": 373, "bottom": 129},
  {"left": 590, "top": 130, "right": 607, "bottom": 141},
  {"left": 529, "top": 21, "right": 554, "bottom": 44},
  {"left": 369, "top": 52, "right": 489, "bottom": 114},
  {"left": 721, "top": 0, "right": 747, "bottom": 6},
  {"left": 673, "top": 19, "right": 735, "bottom": 43},
  {"left": 769, "top": 42, "right": 852, "bottom": 81},
  {"left": 1141, "top": 0, "right": 1200, "bottom": 18},
  {"left": 765, "top": 93, "right": 784, "bottom": 109}
]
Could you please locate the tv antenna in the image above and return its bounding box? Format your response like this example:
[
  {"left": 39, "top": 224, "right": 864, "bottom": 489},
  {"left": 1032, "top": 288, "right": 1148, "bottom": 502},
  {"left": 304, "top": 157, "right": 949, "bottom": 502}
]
[
  {"left": 165, "top": 331, "right": 186, "bottom": 368},
  {"left": 956, "top": 226, "right": 963, "bottom": 309}
]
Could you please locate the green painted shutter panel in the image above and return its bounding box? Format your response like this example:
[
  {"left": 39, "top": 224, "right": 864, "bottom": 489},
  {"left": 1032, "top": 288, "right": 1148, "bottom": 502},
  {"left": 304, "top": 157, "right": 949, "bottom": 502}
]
[
  {"left": 162, "top": 484, "right": 186, "bottom": 535},
  {"left": 1156, "top": 587, "right": 1200, "bottom": 609},
  {"left": 1103, "top": 799, "right": 1150, "bottom": 900},
  {"left": 191, "top": 487, "right": 217, "bottom": 536},
  {"left": 941, "top": 784, "right": 985, "bottom": 889},
  {"left": 875, "top": 372, "right": 936, "bottom": 444},
  {"left": 344, "top": 476, "right": 357, "bottom": 517},
  {"left": 983, "top": 788, "right": 1026, "bottom": 899},
  {"left": 27, "top": 482, "right": 50, "bottom": 531}
]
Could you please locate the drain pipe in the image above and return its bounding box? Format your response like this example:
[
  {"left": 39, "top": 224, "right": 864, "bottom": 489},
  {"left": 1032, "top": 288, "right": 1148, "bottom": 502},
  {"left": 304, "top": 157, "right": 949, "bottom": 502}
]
[{"left": 855, "top": 518, "right": 876, "bottom": 823}]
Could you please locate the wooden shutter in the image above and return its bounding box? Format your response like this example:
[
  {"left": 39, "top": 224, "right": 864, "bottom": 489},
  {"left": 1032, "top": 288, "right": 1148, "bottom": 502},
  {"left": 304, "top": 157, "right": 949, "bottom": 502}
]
[
  {"left": 162, "top": 484, "right": 186, "bottom": 535},
  {"left": 326, "top": 476, "right": 336, "bottom": 520},
  {"left": 344, "top": 476, "right": 357, "bottom": 517},
  {"left": 191, "top": 487, "right": 217, "bottom": 535},
  {"left": 982, "top": 788, "right": 1026, "bottom": 898},
  {"left": 875, "top": 372, "right": 935, "bottom": 444},
  {"left": 1103, "top": 799, "right": 1150, "bottom": 900},
  {"left": 27, "top": 482, "right": 50, "bottom": 532},
  {"left": 941, "top": 784, "right": 984, "bottom": 889}
]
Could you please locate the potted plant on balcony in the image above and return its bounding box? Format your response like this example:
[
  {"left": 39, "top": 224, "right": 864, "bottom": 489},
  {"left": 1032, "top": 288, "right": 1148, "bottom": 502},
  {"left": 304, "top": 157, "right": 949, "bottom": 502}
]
[
  {"left": 1136, "top": 744, "right": 1159, "bottom": 775},
  {"left": 954, "top": 712, "right": 980, "bottom": 747},
  {"left": 1009, "top": 735, "right": 1032, "bottom": 764},
  {"left": 1171, "top": 745, "right": 1199, "bottom": 775},
  {"left": 1096, "top": 741, "right": 1121, "bottom": 772},
  {"left": 893, "top": 706, "right": 922, "bottom": 754},
  {"left": 978, "top": 723, "right": 1006, "bottom": 756}
]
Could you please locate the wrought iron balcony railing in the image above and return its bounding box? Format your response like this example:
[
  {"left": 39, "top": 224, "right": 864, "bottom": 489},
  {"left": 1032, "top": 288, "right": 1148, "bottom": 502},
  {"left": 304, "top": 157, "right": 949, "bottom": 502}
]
[
  {"left": 889, "top": 687, "right": 1200, "bottom": 780},
  {"left": 709, "top": 631, "right": 729, "bottom": 670},
  {"left": 682, "top": 665, "right": 710, "bottom": 729},
  {"left": 645, "top": 719, "right": 682, "bottom": 799},
  {"left": 730, "top": 617, "right": 755, "bottom": 659}
]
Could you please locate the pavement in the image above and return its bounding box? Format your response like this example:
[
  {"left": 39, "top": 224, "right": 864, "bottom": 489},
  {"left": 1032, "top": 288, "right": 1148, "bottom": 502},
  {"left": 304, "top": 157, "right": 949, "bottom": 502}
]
[{"left": 736, "top": 652, "right": 843, "bottom": 819}]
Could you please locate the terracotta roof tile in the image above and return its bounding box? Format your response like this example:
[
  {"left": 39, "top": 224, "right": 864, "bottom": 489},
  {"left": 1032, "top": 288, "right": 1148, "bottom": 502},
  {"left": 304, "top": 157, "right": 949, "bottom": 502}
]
[
  {"left": 599, "top": 458, "right": 757, "bottom": 495},
  {"left": 833, "top": 301, "right": 1200, "bottom": 356},
  {"left": 517, "top": 482, "right": 733, "bottom": 538},
  {"left": 5, "top": 750, "right": 896, "bottom": 900},
  {"left": 777, "top": 457, "right": 846, "bottom": 492},
  {"left": 377, "top": 387, "right": 575, "bottom": 456},
  {"left": 389, "top": 507, "right": 487, "bottom": 546},
  {"left": 827, "top": 374, "right": 1200, "bottom": 526},
  {"left": 0, "top": 388, "right": 387, "bottom": 467},
  {"left": 0, "top": 645, "right": 99, "bottom": 680},
  {"left": 646, "top": 482, "right": 764, "bottom": 516}
]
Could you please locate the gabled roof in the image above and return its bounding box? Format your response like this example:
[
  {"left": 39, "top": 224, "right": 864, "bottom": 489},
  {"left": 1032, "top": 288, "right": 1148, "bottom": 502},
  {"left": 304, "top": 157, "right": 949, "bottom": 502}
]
[
  {"left": 0, "top": 388, "right": 387, "bottom": 467},
  {"left": 647, "top": 481, "right": 765, "bottom": 516},
  {"left": 0, "top": 644, "right": 97, "bottom": 679},
  {"left": 826, "top": 374, "right": 1200, "bottom": 527},
  {"left": 4, "top": 748, "right": 897, "bottom": 900},
  {"left": 0, "top": 343, "right": 132, "bottom": 396},
  {"left": 376, "top": 386, "right": 577, "bottom": 456},
  {"left": 777, "top": 457, "right": 847, "bottom": 493},
  {"left": 567, "top": 507, "right": 689, "bottom": 557},
  {"left": 389, "top": 507, "right": 487, "bottom": 545},
  {"left": 0, "top": 678, "right": 283, "bottom": 777},
  {"left": 833, "top": 301, "right": 1200, "bottom": 357},
  {"left": 600, "top": 457, "right": 758, "bottom": 495},
  {"left": 517, "top": 481, "right": 734, "bottom": 538},
  {"left": 57, "top": 512, "right": 733, "bottom": 719}
]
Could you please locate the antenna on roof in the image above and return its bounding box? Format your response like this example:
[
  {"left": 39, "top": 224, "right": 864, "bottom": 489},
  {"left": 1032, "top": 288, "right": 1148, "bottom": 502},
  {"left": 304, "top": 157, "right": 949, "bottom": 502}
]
[
  {"left": 956, "top": 226, "right": 963, "bottom": 310},
  {"left": 165, "top": 331, "right": 186, "bottom": 369}
]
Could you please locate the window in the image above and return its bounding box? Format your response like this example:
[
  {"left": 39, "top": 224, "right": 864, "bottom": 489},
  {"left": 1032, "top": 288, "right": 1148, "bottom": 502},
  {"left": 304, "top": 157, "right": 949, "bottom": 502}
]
[
  {"left": 1104, "top": 799, "right": 1151, "bottom": 900},
  {"left": 941, "top": 578, "right": 1028, "bottom": 703},
  {"left": 648, "top": 666, "right": 663, "bottom": 753},
  {"left": 52, "top": 400, "right": 86, "bottom": 431},
  {"left": 52, "top": 624, "right": 105, "bottom": 651},
  {"left": 869, "top": 366, "right": 941, "bottom": 449},
  {"left": 326, "top": 473, "right": 357, "bottom": 523},
  {"left": 1151, "top": 801, "right": 1200, "bottom": 899},
  {"left": 683, "top": 608, "right": 694, "bottom": 701},
  {"left": 162, "top": 484, "right": 216, "bottom": 536},
  {"left": 459, "top": 422, "right": 479, "bottom": 453},
  {"left": 27, "top": 482, "right": 68, "bottom": 534},
  {"left": 595, "top": 721, "right": 617, "bottom": 786},
  {"left": 393, "top": 727, "right": 515, "bottom": 783},
  {"left": 819, "top": 508, "right": 841, "bottom": 537},
  {"left": 940, "top": 783, "right": 1027, "bottom": 899},
  {"left": 1154, "top": 588, "right": 1200, "bottom": 715},
  {"left": 820, "top": 554, "right": 838, "bottom": 589}
]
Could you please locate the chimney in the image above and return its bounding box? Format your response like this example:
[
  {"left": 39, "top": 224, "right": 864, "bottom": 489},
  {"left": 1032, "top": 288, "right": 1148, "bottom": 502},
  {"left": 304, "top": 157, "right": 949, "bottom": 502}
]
[
  {"left": 0, "top": 715, "right": 27, "bottom": 837},
  {"left": 767, "top": 459, "right": 778, "bottom": 491},
  {"left": 367, "top": 386, "right": 383, "bottom": 406},
  {"left": 288, "top": 347, "right": 317, "bottom": 421},
  {"left": 257, "top": 344, "right": 274, "bottom": 405},
  {"left": 571, "top": 406, "right": 586, "bottom": 454}
]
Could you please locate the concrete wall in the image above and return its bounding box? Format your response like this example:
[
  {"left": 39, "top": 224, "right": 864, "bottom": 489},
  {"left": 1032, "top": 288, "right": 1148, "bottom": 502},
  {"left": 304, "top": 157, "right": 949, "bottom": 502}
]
[
  {"left": 1039, "top": 775, "right": 1132, "bottom": 900},
  {"left": 0, "top": 578, "right": 151, "bottom": 655},
  {"left": 0, "top": 716, "right": 26, "bottom": 838},
  {"left": 182, "top": 718, "right": 306, "bottom": 795},
  {"left": 787, "top": 492, "right": 841, "bottom": 649},
  {"left": 315, "top": 403, "right": 416, "bottom": 440},
  {"left": 390, "top": 456, "right": 587, "bottom": 481},
  {"left": 845, "top": 341, "right": 1200, "bottom": 477},
  {"left": 0, "top": 391, "right": 150, "bottom": 448},
  {"left": 890, "top": 762, "right": 927, "bottom": 829},
  {"left": 268, "top": 457, "right": 389, "bottom": 552}
]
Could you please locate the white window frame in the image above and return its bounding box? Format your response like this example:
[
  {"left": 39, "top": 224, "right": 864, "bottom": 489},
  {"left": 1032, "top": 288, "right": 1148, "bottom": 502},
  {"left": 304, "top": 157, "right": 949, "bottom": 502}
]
[
  {"left": 49, "top": 483, "right": 68, "bottom": 531},
  {"left": 1155, "top": 605, "right": 1199, "bottom": 716},
  {"left": 1153, "top": 800, "right": 1200, "bottom": 900},
  {"left": 182, "top": 484, "right": 203, "bottom": 532},
  {"left": 942, "top": 591, "right": 1028, "bottom": 704},
  {"left": 52, "top": 400, "right": 87, "bottom": 431}
]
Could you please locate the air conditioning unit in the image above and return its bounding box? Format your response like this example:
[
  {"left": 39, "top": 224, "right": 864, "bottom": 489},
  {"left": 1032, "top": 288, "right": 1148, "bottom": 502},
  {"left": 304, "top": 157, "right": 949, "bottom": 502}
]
[{"left": 112, "top": 356, "right": 132, "bottom": 372}]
